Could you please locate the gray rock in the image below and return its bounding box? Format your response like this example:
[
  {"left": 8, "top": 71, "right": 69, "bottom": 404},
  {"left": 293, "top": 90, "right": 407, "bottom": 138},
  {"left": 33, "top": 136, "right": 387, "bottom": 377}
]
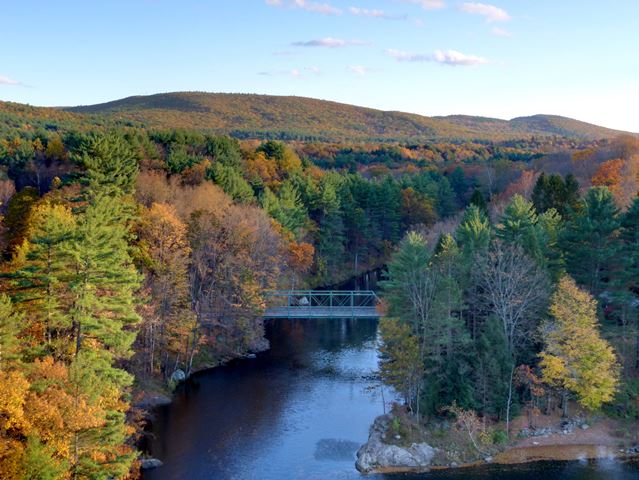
[
  {"left": 355, "top": 415, "right": 435, "bottom": 474},
  {"left": 140, "top": 458, "right": 163, "bottom": 470},
  {"left": 484, "top": 456, "right": 493, "bottom": 463},
  {"left": 450, "top": 462, "right": 459, "bottom": 468},
  {"left": 580, "top": 423, "right": 589, "bottom": 430},
  {"left": 170, "top": 369, "right": 186, "bottom": 382}
]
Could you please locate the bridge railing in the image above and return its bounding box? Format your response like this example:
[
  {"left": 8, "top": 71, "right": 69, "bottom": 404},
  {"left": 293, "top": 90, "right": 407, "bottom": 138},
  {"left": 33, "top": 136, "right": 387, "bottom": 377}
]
[
  {"left": 263, "top": 290, "right": 379, "bottom": 318},
  {"left": 264, "top": 290, "right": 378, "bottom": 308}
]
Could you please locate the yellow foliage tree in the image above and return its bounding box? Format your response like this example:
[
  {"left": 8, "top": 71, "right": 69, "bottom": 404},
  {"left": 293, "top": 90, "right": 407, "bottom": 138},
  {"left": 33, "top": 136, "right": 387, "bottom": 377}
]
[{"left": 539, "top": 276, "right": 619, "bottom": 415}]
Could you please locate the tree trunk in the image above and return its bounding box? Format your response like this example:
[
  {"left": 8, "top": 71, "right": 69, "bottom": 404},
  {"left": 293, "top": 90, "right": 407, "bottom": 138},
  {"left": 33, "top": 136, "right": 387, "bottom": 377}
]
[
  {"left": 562, "top": 391, "right": 569, "bottom": 418},
  {"left": 505, "top": 363, "right": 515, "bottom": 437},
  {"left": 635, "top": 316, "right": 639, "bottom": 369}
]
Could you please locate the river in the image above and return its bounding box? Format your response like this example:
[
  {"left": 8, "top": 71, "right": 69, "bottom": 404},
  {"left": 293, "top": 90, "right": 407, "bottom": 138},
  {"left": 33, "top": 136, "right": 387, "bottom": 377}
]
[{"left": 143, "top": 317, "right": 639, "bottom": 480}]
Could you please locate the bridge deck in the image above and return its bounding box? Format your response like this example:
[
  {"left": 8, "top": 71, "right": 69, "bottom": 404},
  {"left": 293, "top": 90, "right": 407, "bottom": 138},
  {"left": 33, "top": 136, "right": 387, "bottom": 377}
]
[{"left": 263, "top": 290, "right": 380, "bottom": 319}]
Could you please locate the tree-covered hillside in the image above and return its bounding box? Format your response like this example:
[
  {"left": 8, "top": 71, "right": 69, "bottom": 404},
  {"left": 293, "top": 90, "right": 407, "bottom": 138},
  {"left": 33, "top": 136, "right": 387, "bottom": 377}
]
[{"left": 59, "top": 92, "right": 635, "bottom": 142}]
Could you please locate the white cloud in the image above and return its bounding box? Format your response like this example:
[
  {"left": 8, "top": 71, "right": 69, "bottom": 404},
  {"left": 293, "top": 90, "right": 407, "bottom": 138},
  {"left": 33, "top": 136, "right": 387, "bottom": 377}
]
[
  {"left": 348, "top": 65, "right": 370, "bottom": 75},
  {"left": 491, "top": 27, "right": 511, "bottom": 37},
  {"left": 386, "top": 48, "right": 488, "bottom": 66},
  {"left": 266, "top": 0, "right": 342, "bottom": 15},
  {"left": 292, "top": 37, "right": 368, "bottom": 48},
  {"left": 0, "top": 75, "right": 21, "bottom": 86},
  {"left": 433, "top": 49, "right": 488, "bottom": 65},
  {"left": 399, "top": 0, "right": 446, "bottom": 10},
  {"left": 349, "top": 7, "right": 407, "bottom": 20},
  {"left": 460, "top": 2, "right": 510, "bottom": 22},
  {"left": 259, "top": 67, "right": 320, "bottom": 78}
]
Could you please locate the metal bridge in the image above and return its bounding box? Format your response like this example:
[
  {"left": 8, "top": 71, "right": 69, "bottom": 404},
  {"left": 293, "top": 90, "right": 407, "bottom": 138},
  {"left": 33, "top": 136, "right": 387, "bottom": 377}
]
[{"left": 264, "top": 290, "right": 380, "bottom": 319}]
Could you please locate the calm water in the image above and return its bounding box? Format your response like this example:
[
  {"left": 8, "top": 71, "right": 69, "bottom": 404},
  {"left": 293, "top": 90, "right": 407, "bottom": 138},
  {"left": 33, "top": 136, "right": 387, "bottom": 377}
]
[{"left": 143, "top": 318, "right": 639, "bottom": 480}]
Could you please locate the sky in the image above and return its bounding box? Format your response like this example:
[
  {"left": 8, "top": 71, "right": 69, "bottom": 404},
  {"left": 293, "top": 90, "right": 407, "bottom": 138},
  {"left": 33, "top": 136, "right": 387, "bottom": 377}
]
[{"left": 2, "top": 0, "right": 639, "bottom": 132}]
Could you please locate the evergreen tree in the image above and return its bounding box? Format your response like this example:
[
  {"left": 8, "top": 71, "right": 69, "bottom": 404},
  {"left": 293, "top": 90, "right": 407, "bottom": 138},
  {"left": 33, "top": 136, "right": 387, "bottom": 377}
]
[
  {"left": 381, "top": 231, "right": 432, "bottom": 338},
  {"left": 206, "top": 136, "right": 242, "bottom": 169},
  {"left": 79, "top": 133, "right": 138, "bottom": 197},
  {"left": 616, "top": 196, "right": 639, "bottom": 368},
  {"left": 423, "top": 235, "right": 473, "bottom": 413},
  {"left": 496, "top": 194, "right": 540, "bottom": 259},
  {"left": 0, "top": 294, "right": 22, "bottom": 370},
  {"left": 456, "top": 205, "right": 491, "bottom": 254},
  {"left": 475, "top": 316, "right": 511, "bottom": 417},
  {"left": 209, "top": 162, "right": 254, "bottom": 203},
  {"left": 560, "top": 187, "right": 619, "bottom": 297},
  {"left": 469, "top": 188, "right": 487, "bottom": 214},
  {"left": 12, "top": 202, "right": 75, "bottom": 359}
]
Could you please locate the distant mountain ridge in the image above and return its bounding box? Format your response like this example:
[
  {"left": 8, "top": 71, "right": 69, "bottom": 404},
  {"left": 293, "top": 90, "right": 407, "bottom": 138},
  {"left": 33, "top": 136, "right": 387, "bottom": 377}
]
[{"left": 13, "top": 91, "right": 637, "bottom": 142}]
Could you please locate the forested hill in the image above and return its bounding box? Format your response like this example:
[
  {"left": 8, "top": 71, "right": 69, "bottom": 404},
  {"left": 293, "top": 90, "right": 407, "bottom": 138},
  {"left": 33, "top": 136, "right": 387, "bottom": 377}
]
[{"left": 59, "top": 92, "right": 631, "bottom": 142}]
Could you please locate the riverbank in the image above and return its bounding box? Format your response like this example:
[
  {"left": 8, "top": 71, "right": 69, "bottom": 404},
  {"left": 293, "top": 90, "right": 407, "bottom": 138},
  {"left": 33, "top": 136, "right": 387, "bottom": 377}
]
[
  {"left": 133, "top": 339, "right": 270, "bottom": 470},
  {"left": 356, "top": 407, "right": 639, "bottom": 475}
]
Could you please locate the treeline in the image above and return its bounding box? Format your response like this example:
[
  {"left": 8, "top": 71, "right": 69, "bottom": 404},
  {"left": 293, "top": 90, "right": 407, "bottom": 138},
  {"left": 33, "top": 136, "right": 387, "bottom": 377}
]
[
  {"left": 380, "top": 174, "right": 639, "bottom": 437},
  {"left": 1, "top": 127, "right": 480, "bottom": 285}
]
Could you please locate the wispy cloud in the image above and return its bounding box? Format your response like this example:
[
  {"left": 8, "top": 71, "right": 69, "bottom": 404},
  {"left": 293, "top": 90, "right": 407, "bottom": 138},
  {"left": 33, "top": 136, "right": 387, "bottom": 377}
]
[
  {"left": 398, "top": 0, "right": 446, "bottom": 10},
  {"left": 259, "top": 66, "right": 321, "bottom": 78},
  {"left": 348, "top": 65, "right": 370, "bottom": 75},
  {"left": 491, "top": 27, "right": 511, "bottom": 37},
  {"left": 0, "top": 75, "right": 21, "bottom": 86},
  {"left": 386, "top": 48, "right": 489, "bottom": 66},
  {"left": 266, "top": 0, "right": 342, "bottom": 15},
  {"left": 460, "top": 2, "right": 510, "bottom": 22},
  {"left": 292, "top": 37, "right": 368, "bottom": 48},
  {"left": 348, "top": 7, "right": 407, "bottom": 20}
]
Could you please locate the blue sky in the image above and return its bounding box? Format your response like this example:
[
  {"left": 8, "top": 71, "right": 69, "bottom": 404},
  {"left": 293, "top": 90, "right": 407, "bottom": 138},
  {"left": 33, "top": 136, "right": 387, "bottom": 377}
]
[{"left": 2, "top": 0, "right": 638, "bottom": 131}]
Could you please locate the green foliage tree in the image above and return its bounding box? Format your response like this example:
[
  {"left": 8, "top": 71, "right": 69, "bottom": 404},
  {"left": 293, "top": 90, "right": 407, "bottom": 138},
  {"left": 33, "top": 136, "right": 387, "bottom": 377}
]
[
  {"left": 0, "top": 294, "right": 22, "bottom": 369},
  {"left": 469, "top": 188, "right": 487, "bottom": 214},
  {"left": 208, "top": 162, "right": 254, "bottom": 203},
  {"left": 561, "top": 187, "right": 619, "bottom": 296},
  {"left": 540, "top": 276, "right": 619, "bottom": 415},
  {"left": 378, "top": 317, "right": 423, "bottom": 413},
  {"left": 456, "top": 205, "right": 491, "bottom": 254},
  {"left": 21, "top": 436, "right": 67, "bottom": 480},
  {"left": 532, "top": 172, "right": 580, "bottom": 216},
  {"left": 206, "top": 136, "right": 242, "bottom": 169}
]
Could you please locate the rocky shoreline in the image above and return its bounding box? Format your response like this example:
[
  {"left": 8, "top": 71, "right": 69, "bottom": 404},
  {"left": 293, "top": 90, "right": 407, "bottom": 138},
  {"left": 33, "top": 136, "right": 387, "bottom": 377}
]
[
  {"left": 356, "top": 413, "right": 639, "bottom": 475},
  {"left": 356, "top": 415, "right": 435, "bottom": 474}
]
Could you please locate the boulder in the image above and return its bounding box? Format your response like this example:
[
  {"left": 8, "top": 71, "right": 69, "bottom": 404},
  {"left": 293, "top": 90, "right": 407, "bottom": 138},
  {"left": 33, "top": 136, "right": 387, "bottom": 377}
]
[
  {"left": 170, "top": 369, "right": 186, "bottom": 383},
  {"left": 355, "top": 415, "right": 435, "bottom": 474},
  {"left": 140, "top": 458, "right": 163, "bottom": 470}
]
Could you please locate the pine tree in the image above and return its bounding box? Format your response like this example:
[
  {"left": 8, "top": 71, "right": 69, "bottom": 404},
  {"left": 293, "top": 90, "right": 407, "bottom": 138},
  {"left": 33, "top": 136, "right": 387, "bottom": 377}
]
[
  {"left": 66, "top": 133, "right": 142, "bottom": 477},
  {"left": 560, "top": 187, "right": 619, "bottom": 297},
  {"left": 424, "top": 235, "right": 473, "bottom": 413},
  {"left": 469, "top": 188, "right": 487, "bottom": 214},
  {"left": 0, "top": 295, "right": 22, "bottom": 370},
  {"left": 496, "top": 194, "right": 540, "bottom": 259},
  {"left": 12, "top": 202, "right": 75, "bottom": 359},
  {"left": 456, "top": 205, "right": 491, "bottom": 254},
  {"left": 616, "top": 196, "right": 639, "bottom": 368}
]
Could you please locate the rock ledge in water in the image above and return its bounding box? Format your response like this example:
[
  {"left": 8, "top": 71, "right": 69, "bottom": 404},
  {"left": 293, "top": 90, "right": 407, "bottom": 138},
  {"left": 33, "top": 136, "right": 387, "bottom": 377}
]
[
  {"left": 140, "top": 458, "right": 163, "bottom": 470},
  {"left": 356, "top": 415, "right": 435, "bottom": 474}
]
